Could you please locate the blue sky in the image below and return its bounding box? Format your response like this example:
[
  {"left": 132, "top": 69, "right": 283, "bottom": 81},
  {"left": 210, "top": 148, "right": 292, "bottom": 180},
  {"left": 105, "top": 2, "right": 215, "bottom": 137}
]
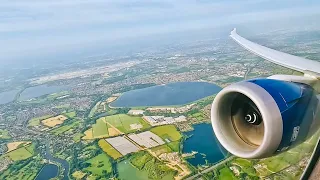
[{"left": 1, "top": 0, "right": 320, "bottom": 63}]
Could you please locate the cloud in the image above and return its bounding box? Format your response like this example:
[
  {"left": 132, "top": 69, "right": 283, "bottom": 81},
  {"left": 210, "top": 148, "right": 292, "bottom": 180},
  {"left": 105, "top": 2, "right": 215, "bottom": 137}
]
[{"left": 0, "top": 0, "right": 320, "bottom": 62}]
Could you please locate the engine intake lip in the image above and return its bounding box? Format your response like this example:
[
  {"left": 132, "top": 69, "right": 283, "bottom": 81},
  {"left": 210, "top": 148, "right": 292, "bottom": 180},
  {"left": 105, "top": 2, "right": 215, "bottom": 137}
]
[{"left": 211, "top": 81, "right": 283, "bottom": 158}]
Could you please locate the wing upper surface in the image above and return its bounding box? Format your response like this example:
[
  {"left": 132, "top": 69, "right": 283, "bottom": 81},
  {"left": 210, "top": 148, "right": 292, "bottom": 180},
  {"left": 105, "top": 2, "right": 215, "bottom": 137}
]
[{"left": 230, "top": 29, "right": 320, "bottom": 76}]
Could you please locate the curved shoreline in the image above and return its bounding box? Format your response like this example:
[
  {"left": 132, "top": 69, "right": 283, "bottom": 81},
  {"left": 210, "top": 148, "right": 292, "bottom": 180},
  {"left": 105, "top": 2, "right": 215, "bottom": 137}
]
[{"left": 109, "top": 82, "right": 221, "bottom": 109}]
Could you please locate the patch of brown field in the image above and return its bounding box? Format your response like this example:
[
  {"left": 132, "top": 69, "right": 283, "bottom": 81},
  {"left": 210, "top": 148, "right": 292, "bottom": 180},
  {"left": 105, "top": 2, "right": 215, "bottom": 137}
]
[
  {"left": 72, "top": 171, "right": 86, "bottom": 179},
  {"left": 41, "top": 115, "right": 67, "bottom": 127},
  {"left": 108, "top": 127, "right": 120, "bottom": 136},
  {"left": 7, "top": 141, "right": 31, "bottom": 152},
  {"left": 82, "top": 128, "right": 94, "bottom": 140},
  {"left": 106, "top": 96, "right": 118, "bottom": 103}
]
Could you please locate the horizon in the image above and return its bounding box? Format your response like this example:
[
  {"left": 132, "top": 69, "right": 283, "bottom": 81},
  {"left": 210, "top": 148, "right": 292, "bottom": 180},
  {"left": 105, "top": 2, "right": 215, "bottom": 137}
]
[{"left": 1, "top": 0, "right": 320, "bottom": 65}]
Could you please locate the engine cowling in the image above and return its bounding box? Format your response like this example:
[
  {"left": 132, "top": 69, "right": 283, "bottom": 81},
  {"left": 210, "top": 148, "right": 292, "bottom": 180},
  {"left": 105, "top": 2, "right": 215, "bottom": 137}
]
[{"left": 211, "top": 79, "right": 319, "bottom": 158}]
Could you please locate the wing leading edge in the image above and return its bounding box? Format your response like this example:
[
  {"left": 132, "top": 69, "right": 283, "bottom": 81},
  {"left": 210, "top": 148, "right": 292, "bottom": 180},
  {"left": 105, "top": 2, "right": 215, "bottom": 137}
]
[{"left": 230, "top": 28, "right": 320, "bottom": 77}]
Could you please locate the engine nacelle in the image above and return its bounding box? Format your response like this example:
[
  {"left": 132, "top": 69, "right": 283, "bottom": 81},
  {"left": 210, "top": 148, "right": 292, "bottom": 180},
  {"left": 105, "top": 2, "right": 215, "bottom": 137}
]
[{"left": 211, "top": 79, "right": 319, "bottom": 158}]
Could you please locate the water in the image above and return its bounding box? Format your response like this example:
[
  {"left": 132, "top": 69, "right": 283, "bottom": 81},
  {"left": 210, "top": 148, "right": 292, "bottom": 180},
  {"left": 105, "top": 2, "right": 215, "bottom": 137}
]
[
  {"left": 0, "top": 89, "right": 19, "bottom": 104},
  {"left": 111, "top": 82, "right": 221, "bottom": 107},
  {"left": 35, "top": 164, "right": 59, "bottom": 180},
  {"left": 183, "top": 123, "right": 227, "bottom": 166},
  {"left": 43, "top": 143, "right": 69, "bottom": 180},
  {"left": 19, "top": 84, "right": 69, "bottom": 100}
]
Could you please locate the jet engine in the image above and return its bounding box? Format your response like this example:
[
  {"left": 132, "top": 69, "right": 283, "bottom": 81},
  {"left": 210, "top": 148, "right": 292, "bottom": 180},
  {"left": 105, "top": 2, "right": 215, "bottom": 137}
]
[{"left": 211, "top": 79, "right": 319, "bottom": 158}]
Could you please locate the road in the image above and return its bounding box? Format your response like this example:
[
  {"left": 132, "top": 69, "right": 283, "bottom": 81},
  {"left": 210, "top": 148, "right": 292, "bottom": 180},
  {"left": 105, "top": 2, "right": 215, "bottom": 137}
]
[{"left": 185, "top": 156, "right": 234, "bottom": 180}]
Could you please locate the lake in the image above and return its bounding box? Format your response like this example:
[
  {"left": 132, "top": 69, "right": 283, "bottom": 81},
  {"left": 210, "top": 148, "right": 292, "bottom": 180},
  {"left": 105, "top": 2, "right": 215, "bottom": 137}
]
[
  {"left": 183, "top": 123, "right": 227, "bottom": 166},
  {"left": 19, "top": 84, "right": 69, "bottom": 101},
  {"left": 111, "top": 82, "right": 221, "bottom": 107},
  {"left": 35, "top": 164, "right": 58, "bottom": 180},
  {"left": 0, "top": 89, "right": 19, "bottom": 105}
]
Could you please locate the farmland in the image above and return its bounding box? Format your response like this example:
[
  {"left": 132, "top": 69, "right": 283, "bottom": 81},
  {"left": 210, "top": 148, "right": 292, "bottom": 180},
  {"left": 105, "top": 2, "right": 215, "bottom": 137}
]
[
  {"left": 117, "top": 160, "right": 151, "bottom": 180},
  {"left": 130, "top": 151, "right": 176, "bottom": 179},
  {"left": 150, "top": 125, "right": 182, "bottom": 142},
  {"left": 73, "top": 133, "right": 83, "bottom": 142},
  {"left": 7, "top": 141, "right": 31, "bottom": 152},
  {"left": 90, "top": 114, "right": 151, "bottom": 139},
  {"left": 104, "top": 114, "right": 150, "bottom": 133},
  {"left": 50, "top": 121, "right": 80, "bottom": 135},
  {"left": 82, "top": 128, "right": 94, "bottom": 140},
  {"left": 93, "top": 118, "right": 109, "bottom": 138},
  {"left": 151, "top": 144, "right": 173, "bottom": 156},
  {"left": 84, "top": 153, "right": 113, "bottom": 177},
  {"left": 2, "top": 143, "right": 35, "bottom": 161},
  {"left": 72, "top": 171, "right": 86, "bottom": 179},
  {"left": 64, "top": 111, "right": 76, "bottom": 118},
  {"left": 98, "top": 139, "right": 122, "bottom": 159},
  {"left": 41, "top": 115, "right": 68, "bottom": 127},
  {"left": 28, "top": 115, "right": 52, "bottom": 127},
  {"left": 231, "top": 158, "right": 256, "bottom": 176}
]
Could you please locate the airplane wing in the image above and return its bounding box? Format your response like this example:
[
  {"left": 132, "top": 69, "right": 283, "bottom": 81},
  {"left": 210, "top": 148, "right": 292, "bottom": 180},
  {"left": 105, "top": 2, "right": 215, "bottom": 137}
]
[{"left": 230, "top": 28, "right": 320, "bottom": 77}]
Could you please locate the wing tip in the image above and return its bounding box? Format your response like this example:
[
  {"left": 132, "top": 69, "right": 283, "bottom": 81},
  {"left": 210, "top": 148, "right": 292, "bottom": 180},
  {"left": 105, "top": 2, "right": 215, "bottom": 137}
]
[{"left": 230, "top": 28, "right": 237, "bottom": 35}]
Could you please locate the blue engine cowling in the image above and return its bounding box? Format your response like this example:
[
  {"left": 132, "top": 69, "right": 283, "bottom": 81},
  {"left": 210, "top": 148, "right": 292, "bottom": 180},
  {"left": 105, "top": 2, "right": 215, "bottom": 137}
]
[
  {"left": 249, "top": 79, "right": 319, "bottom": 152},
  {"left": 211, "top": 78, "right": 319, "bottom": 158}
]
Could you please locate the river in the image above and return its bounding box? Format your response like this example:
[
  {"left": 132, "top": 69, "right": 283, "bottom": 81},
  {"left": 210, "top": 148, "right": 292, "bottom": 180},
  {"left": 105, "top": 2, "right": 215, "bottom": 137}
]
[
  {"left": 182, "top": 123, "right": 227, "bottom": 166},
  {"left": 36, "top": 143, "right": 70, "bottom": 180}
]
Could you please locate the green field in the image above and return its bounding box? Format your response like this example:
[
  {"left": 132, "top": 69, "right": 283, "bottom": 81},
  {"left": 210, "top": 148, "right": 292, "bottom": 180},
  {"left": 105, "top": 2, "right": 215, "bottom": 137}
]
[
  {"left": 4, "top": 144, "right": 34, "bottom": 161},
  {"left": 84, "top": 153, "right": 113, "bottom": 176},
  {"left": 151, "top": 141, "right": 180, "bottom": 154},
  {"left": 0, "top": 129, "right": 11, "bottom": 139},
  {"left": 218, "top": 167, "right": 237, "bottom": 180},
  {"left": 91, "top": 114, "right": 150, "bottom": 138},
  {"left": 259, "top": 158, "right": 289, "bottom": 173},
  {"left": 50, "top": 121, "right": 80, "bottom": 135},
  {"left": 73, "top": 133, "right": 83, "bottom": 142},
  {"left": 28, "top": 115, "right": 52, "bottom": 127},
  {"left": 189, "top": 112, "right": 206, "bottom": 121},
  {"left": 167, "top": 141, "right": 180, "bottom": 152},
  {"left": 117, "top": 160, "right": 150, "bottom": 180},
  {"left": 98, "top": 139, "right": 122, "bottom": 159},
  {"left": 151, "top": 144, "right": 172, "bottom": 156},
  {"left": 64, "top": 111, "right": 76, "bottom": 118},
  {"left": 130, "top": 151, "right": 176, "bottom": 179},
  {"left": 92, "top": 118, "right": 109, "bottom": 137},
  {"left": 232, "top": 158, "right": 256, "bottom": 176},
  {"left": 150, "top": 125, "right": 182, "bottom": 142},
  {"left": 105, "top": 114, "right": 150, "bottom": 133},
  {"left": 0, "top": 156, "right": 42, "bottom": 180}
]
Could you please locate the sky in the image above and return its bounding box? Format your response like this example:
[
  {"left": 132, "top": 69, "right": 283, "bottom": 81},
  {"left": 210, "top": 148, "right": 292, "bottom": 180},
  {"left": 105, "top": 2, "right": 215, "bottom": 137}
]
[{"left": 1, "top": 0, "right": 320, "bottom": 64}]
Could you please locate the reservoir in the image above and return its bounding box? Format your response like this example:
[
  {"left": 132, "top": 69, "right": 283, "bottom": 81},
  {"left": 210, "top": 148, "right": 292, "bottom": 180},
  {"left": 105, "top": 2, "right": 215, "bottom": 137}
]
[
  {"left": 182, "top": 123, "right": 227, "bottom": 166},
  {"left": 35, "top": 164, "right": 59, "bottom": 180},
  {"left": 19, "top": 84, "right": 69, "bottom": 101},
  {"left": 111, "top": 82, "right": 221, "bottom": 107},
  {"left": 0, "top": 89, "right": 19, "bottom": 105}
]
